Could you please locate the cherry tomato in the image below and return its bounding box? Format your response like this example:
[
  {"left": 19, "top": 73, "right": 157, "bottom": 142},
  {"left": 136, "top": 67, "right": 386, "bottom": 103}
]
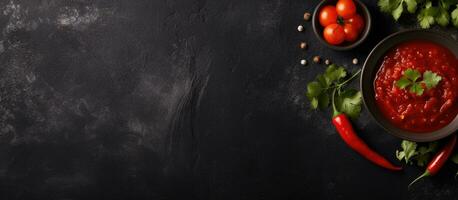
[
  {"left": 336, "top": 0, "right": 356, "bottom": 19},
  {"left": 323, "top": 24, "right": 345, "bottom": 45},
  {"left": 345, "top": 14, "right": 364, "bottom": 33},
  {"left": 319, "top": 5, "right": 338, "bottom": 27},
  {"left": 343, "top": 23, "right": 359, "bottom": 42}
]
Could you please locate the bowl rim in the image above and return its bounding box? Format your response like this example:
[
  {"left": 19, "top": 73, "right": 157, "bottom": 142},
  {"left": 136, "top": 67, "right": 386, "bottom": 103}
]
[
  {"left": 312, "top": 0, "right": 371, "bottom": 51},
  {"left": 361, "top": 29, "right": 458, "bottom": 142}
]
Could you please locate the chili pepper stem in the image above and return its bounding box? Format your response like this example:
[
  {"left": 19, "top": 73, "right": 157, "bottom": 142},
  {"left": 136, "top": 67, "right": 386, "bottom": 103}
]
[{"left": 408, "top": 170, "right": 430, "bottom": 189}]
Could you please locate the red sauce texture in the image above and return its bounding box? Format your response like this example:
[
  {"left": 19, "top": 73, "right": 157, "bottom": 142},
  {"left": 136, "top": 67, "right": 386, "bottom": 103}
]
[{"left": 374, "top": 40, "right": 458, "bottom": 132}]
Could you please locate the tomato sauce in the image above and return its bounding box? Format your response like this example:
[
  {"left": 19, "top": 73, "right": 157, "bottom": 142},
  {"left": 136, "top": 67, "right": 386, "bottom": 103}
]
[{"left": 374, "top": 40, "right": 458, "bottom": 132}]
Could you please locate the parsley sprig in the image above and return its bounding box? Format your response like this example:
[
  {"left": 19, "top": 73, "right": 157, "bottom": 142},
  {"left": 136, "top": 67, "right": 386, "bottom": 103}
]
[
  {"left": 306, "top": 64, "right": 362, "bottom": 119},
  {"left": 395, "top": 69, "right": 442, "bottom": 96},
  {"left": 378, "top": 0, "right": 458, "bottom": 29}
]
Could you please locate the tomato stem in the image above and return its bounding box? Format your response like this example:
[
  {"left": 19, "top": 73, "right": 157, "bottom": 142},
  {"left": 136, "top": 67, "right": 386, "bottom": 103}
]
[{"left": 337, "top": 16, "right": 345, "bottom": 25}]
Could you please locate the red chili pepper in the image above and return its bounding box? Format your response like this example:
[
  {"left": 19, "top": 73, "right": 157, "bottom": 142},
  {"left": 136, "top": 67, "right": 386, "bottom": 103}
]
[
  {"left": 332, "top": 113, "right": 403, "bottom": 171},
  {"left": 408, "top": 134, "right": 457, "bottom": 188}
]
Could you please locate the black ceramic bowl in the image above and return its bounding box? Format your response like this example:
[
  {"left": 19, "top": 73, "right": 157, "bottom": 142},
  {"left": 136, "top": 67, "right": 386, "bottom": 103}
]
[
  {"left": 361, "top": 29, "right": 458, "bottom": 142},
  {"left": 312, "top": 0, "right": 371, "bottom": 51}
]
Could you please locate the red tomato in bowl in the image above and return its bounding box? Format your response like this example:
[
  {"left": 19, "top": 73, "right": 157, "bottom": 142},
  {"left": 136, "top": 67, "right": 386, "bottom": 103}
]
[
  {"left": 336, "top": 0, "right": 356, "bottom": 19},
  {"left": 343, "top": 23, "right": 359, "bottom": 42},
  {"left": 319, "top": 5, "right": 338, "bottom": 27},
  {"left": 323, "top": 24, "right": 345, "bottom": 45},
  {"left": 345, "top": 14, "right": 364, "bottom": 33}
]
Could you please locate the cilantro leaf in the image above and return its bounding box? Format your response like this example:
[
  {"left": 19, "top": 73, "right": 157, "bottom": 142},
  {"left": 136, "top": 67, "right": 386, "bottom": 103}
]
[
  {"left": 422, "top": 70, "right": 442, "bottom": 89},
  {"left": 406, "top": 0, "right": 418, "bottom": 13},
  {"left": 392, "top": 0, "right": 405, "bottom": 20},
  {"left": 404, "top": 68, "right": 421, "bottom": 82},
  {"left": 316, "top": 74, "right": 329, "bottom": 88},
  {"left": 324, "top": 64, "right": 347, "bottom": 86},
  {"left": 409, "top": 82, "right": 425, "bottom": 95},
  {"left": 451, "top": 5, "right": 458, "bottom": 27},
  {"left": 418, "top": 2, "right": 438, "bottom": 29},
  {"left": 396, "top": 77, "right": 412, "bottom": 89},
  {"left": 379, "top": 0, "right": 399, "bottom": 12},
  {"left": 307, "top": 81, "right": 323, "bottom": 98},
  {"left": 440, "top": 0, "right": 457, "bottom": 10},
  {"left": 310, "top": 97, "right": 319, "bottom": 109},
  {"left": 318, "top": 93, "right": 329, "bottom": 110},
  {"left": 379, "top": 0, "right": 458, "bottom": 28},
  {"left": 396, "top": 140, "right": 439, "bottom": 166},
  {"left": 335, "top": 89, "right": 362, "bottom": 119},
  {"left": 415, "top": 151, "right": 431, "bottom": 166},
  {"left": 436, "top": 7, "right": 450, "bottom": 26},
  {"left": 398, "top": 140, "right": 418, "bottom": 164},
  {"left": 396, "top": 150, "right": 406, "bottom": 161},
  {"left": 415, "top": 141, "right": 438, "bottom": 166}
]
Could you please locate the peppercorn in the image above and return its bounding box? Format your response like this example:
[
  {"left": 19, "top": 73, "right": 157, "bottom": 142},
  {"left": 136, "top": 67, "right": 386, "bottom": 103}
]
[
  {"left": 303, "top": 12, "right": 311, "bottom": 21},
  {"left": 325, "top": 59, "right": 331, "bottom": 65},
  {"left": 313, "top": 56, "right": 321, "bottom": 64},
  {"left": 300, "top": 59, "right": 307, "bottom": 66},
  {"left": 299, "top": 42, "right": 307, "bottom": 49},
  {"left": 297, "top": 25, "right": 304, "bottom": 32},
  {"left": 352, "top": 58, "right": 359, "bottom": 65}
]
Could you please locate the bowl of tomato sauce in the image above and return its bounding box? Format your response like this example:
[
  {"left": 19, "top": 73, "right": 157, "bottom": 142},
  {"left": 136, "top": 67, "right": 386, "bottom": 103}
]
[{"left": 361, "top": 29, "right": 458, "bottom": 142}]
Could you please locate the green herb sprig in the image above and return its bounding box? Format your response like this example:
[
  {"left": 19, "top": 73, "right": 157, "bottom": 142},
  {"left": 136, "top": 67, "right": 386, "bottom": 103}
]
[
  {"left": 396, "top": 140, "right": 439, "bottom": 166},
  {"left": 306, "top": 64, "right": 362, "bottom": 119},
  {"left": 378, "top": 0, "right": 458, "bottom": 29},
  {"left": 395, "top": 69, "right": 442, "bottom": 96}
]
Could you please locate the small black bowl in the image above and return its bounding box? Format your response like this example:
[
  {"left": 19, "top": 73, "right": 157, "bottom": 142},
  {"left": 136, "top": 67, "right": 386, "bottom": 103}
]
[
  {"left": 361, "top": 29, "right": 458, "bottom": 142},
  {"left": 312, "top": 0, "right": 371, "bottom": 51}
]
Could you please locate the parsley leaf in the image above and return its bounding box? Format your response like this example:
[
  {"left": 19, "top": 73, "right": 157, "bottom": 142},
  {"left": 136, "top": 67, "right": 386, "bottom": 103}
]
[
  {"left": 422, "top": 70, "right": 442, "bottom": 89},
  {"left": 335, "top": 89, "right": 362, "bottom": 119}
]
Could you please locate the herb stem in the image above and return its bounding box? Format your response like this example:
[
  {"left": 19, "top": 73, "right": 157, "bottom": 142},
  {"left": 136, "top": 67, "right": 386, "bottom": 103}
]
[
  {"left": 337, "top": 69, "right": 362, "bottom": 87},
  {"left": 332, "top": 87, "right": 339, "bottom": 117}
]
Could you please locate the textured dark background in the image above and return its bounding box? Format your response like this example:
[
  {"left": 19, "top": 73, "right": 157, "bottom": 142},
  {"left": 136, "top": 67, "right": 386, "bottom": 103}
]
[{"left": 0, "top": 0, "right": 458, "bottom": 199}]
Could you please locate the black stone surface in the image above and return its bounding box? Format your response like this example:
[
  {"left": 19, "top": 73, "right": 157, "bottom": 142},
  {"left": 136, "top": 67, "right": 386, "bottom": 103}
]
[{"left": 0, "top": 0, "right": 457, "bottom": 199}]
